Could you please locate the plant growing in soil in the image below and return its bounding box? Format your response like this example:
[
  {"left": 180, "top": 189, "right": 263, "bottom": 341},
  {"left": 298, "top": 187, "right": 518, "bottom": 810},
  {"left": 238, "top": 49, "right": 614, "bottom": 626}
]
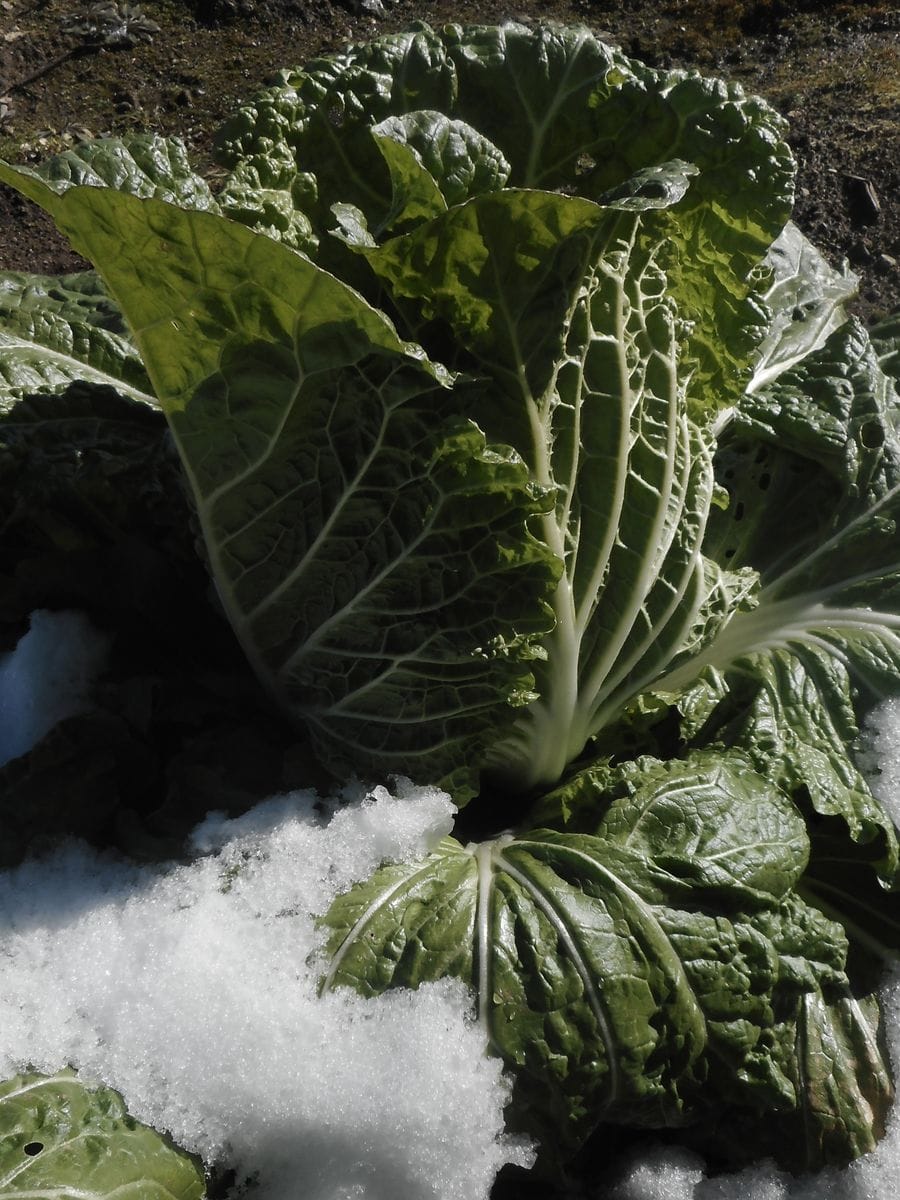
[{"left": 1, "top": 19, "right": 900, "bottom": 1197}]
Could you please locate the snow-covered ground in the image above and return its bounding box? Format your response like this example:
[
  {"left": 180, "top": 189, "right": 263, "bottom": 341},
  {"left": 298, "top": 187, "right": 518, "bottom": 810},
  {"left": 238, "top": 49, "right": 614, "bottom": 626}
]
[{"left": 1, "top": 610, "right": 899, "bottom": 1199}]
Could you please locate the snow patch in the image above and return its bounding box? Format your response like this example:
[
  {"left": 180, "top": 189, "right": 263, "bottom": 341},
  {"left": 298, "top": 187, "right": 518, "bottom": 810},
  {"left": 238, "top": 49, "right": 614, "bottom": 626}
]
[
  {"left": 0, "top": 782, "right": 531, "bottom": 1199},
  {"left": 0, "top": 608, "right": 110, "bottom": 766}
]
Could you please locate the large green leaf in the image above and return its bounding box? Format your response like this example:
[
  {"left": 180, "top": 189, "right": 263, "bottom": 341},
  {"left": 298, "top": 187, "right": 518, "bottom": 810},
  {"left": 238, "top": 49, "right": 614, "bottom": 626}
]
[
  {"left": 320, "top": 751, "right": 850, "bottom": 1160},
  {"left": 354, "top": 176, "right": 753, "bottom": 790},
  {"left": 0, "top": 167, "right": 561, "bottom": 800},
  {"left": 533, "top": 749, "right": 810, "bottom": 902},
  {"left": 0, "top": 1071, "right": 204, "bottom": 1198},
  {"left": 792, "top": 988, "right": 894, "bottom": 1165}
]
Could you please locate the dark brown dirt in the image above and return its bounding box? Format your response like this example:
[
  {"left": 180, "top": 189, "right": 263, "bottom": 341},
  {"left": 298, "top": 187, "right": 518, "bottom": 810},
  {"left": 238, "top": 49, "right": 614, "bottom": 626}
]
[{"left": 1, "top": 0, "right": 898, "bottom": 321}]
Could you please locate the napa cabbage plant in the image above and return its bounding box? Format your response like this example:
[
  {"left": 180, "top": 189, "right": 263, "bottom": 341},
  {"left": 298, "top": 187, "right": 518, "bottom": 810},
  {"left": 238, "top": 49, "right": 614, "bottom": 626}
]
[{"left": 2, "top": 19, "right": 900, "bottom": 1191}]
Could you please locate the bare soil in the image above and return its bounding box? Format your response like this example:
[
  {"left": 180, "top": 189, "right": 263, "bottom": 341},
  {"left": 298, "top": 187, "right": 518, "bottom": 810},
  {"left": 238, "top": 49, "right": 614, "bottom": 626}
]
[{"left": 0, "top": 0, "right": 899, "bottom": 321}]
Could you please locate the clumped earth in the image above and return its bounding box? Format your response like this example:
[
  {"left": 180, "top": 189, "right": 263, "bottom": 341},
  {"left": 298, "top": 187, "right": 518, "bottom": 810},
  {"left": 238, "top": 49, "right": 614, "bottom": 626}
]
[{"left": 0, "top": 0, "right": 898, "bottom": 322}]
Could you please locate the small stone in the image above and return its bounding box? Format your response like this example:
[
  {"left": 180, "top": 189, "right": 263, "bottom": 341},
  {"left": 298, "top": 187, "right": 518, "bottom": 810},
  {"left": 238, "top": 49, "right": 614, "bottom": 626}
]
[
  {"left": 843, "top": 174, "right": 881, "bottom": 225},
  {"left": 876, "top": 253, "right": 898, "bottom": 274}
]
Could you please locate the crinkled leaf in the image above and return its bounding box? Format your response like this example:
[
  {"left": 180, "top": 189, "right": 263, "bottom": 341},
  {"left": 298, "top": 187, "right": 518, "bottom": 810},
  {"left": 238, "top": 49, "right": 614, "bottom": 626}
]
[
  {"left": 677, "top": 647, "right": 898, "bottom": 882},
  {"left": 213, "top": 23, "right": 791, "bottom": 316},
  {"left": 0, "top": 271, "right": 155, "bottom": 409},
  {"left": 217, "top": 150, "right": 318, "bottom": 253},
  {"left": 10, "top": 133, "right": 220, "bottom": 211},
  {"left": 370, "top": 124, "right": 447, "bottom": 231},
  {"left": 656, "top": 319, "right": 900, "bottom": 880},
  {"left": 681, "top": 985, "right": 893, "bottom": 1172},
  {"left": 373, "top": 110, "right": 510, "bottom": 208},
  {"left": 0, "top": 168, "right": 560, "bottom": 801},
  {"left": 214, "top": 25, "right": 457, "bottom": 243},
  {"left": 780, "top": 987, "right": 892, "bottom": 1168},
  {"left": 534, "top": 749, "right": 809, "bottom": 904},
  {"left": 749, "top": 221, "right": 858, "bottom": 396},
  {"left": 320, "top": 778, "right": 847, "bottom": 1159},
  {"left": 0, "top": 1070, "right": 205, "bottom": 1198}
]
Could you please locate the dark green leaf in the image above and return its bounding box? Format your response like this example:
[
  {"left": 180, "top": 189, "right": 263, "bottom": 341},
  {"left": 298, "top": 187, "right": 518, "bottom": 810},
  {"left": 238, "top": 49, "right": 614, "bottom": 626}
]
[{"left": 0, "top": 1070, "right": 205, "bottom": 1198}]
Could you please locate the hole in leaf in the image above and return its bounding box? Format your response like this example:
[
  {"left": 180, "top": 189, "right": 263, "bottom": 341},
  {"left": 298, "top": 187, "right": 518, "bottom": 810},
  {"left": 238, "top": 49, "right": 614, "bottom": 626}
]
[
  {"left": 23, "top": 1143, "right": 43, "bottom": 1157},
  {"left": 860, "top": 420, "right": 885, "bottom": 449},
  {"left": 758, "top": 472, "right": 771, "bottom": 491},
  {"left": 734, "top": 501, "right": 745, "bottom": 521}
]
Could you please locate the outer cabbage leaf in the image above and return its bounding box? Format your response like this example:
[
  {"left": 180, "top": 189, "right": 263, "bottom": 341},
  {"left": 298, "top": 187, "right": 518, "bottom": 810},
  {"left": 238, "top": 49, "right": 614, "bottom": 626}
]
[
  {"left": 749, "top": 221, "right": 859, "bottom": 396},
  {"left": 767, "top": 986, "right": 892, "bottom": 1168},
  {"left": 653, "top": 319, "right": 900, "bottom": 889},
  {"left": 677, "top": 985, "right": 893, "bottom": 1172},
  {"left": 8, "top": 133, "right": 220, "bottom": 211},
  {"left": 0, "top": 271, "right": 155, "bottom": 409},
  {"left": 0, "top": 134, "right": 221, "bottom": 410},
  {"left": 532, "top": 753, "right": 897, "bottom": 1167},
  {"left": 0, "top": 1070, "right": 205, "bottom": 1198},
  {"left": 320, "top": 750, "right": 853, "bottom": 1161},
  {"left": 0, "top": 166, "right": 561, "bottom": 801}
]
